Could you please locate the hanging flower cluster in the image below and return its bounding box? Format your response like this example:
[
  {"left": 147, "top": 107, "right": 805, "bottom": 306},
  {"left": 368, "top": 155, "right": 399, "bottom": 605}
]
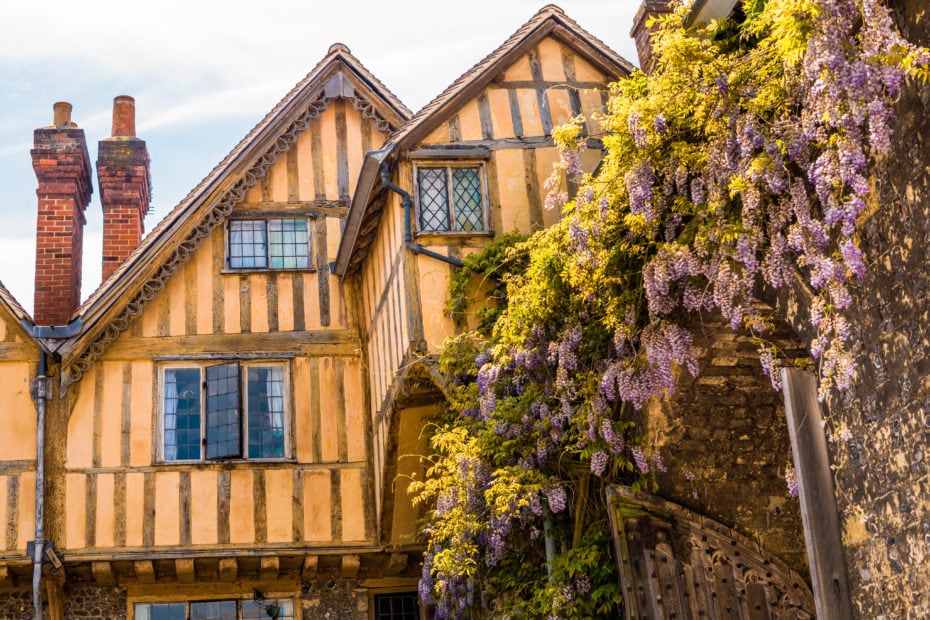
[{"left": 414, "top": 1, "right": 929, "bottom": 618}]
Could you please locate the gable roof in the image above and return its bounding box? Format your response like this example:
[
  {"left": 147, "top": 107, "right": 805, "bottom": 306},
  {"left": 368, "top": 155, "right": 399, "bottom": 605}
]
[
  {"left": 333, "top": 4, "right": 635, "bottom": 277},
  {"left": 0, "top": 280, "right": 31, "bottom": 325},
  {"left": 58, "top": 45, "right": 410, "bottom": 385}
]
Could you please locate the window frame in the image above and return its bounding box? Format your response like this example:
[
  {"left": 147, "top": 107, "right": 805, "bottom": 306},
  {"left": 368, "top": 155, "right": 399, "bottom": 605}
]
[
  {"left": 224, "top": 216, "right": 315, "bottom": 272},
  {"left": 412, "top": 161, "right": 490, "bottom": 235},
  {"left": 132, "top": 596, "right": 297, "bottom": 620},
  {"left": 158, "top": 360, "right": 293, "bottom": 464},
  {"left": 367, "top": 588, "right": 429, "bottom": 620}
]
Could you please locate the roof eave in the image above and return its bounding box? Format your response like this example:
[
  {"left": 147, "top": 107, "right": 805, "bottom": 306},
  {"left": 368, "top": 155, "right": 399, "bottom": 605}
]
[
  {"left": 333, "top": 145, "right": 394, "bottom": 278},
  {"left": 62, "top": 50, "right": 409, "bottom": 363}
]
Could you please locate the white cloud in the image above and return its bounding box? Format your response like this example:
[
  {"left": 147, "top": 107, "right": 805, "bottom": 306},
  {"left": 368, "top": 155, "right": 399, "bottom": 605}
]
[{"left": 0, "top": 0, "right": 643, "bottom": 310}]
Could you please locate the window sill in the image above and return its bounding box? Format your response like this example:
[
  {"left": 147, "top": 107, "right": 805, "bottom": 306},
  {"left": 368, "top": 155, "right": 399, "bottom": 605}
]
[
  {"left": 414, "top": 231, "right": 494, "bottom": 243},
  {"left": 155, "top": 457, "right": 298, "bottom": 467},
  {"left": 220, "top": 267, "right": 317, "bottom": 275}
]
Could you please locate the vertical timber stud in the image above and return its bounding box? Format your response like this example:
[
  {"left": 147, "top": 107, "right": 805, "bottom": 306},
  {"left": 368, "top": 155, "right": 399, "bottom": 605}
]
[{"left": 780, "top": 368, "right": 853, "bottom": 619}]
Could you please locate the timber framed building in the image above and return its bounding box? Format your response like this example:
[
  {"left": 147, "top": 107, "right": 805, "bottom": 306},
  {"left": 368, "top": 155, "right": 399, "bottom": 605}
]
[
  {"left": 9, "top": 0, "right": 926, "bottom": 616},
  {"left": 0, "top": 6, "right": 643, "bottom": 619}
]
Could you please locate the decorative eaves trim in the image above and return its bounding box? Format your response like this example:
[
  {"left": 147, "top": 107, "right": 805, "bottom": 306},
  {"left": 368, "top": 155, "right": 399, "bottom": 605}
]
[{"left": 62, "top": 87, "right": 395, "bottom": 388}]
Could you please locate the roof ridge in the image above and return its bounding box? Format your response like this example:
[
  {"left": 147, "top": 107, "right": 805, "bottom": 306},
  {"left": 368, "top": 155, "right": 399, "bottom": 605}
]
[
  {"left": 78, "top": 45, "right": 410, "bottom": 316},
  {"left": 385, "top": 4, "right": 634, "bottom": 146}
]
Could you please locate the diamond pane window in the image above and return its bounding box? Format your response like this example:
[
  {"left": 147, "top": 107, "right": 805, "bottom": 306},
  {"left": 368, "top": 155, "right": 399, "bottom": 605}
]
[
  {"left": 417, "top": 168, "right": 450, "bottom": 231},
  {"left": 229, "top": 218, "right": 309, "bottom": 270},
  {"left": 417, "top": 166, "right": 486, "bottom": 232},
  {"left": 452, "top": 168, "right": 483, "bottom": 231}
]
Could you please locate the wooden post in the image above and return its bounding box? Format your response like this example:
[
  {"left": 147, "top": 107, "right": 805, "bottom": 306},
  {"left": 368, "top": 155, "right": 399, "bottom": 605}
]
[
  {"left": 781, "top": 368, "right": 853, "bottom": 619},
  {"left": 44, "top": 570, "right": 65, "bottom": 620}
]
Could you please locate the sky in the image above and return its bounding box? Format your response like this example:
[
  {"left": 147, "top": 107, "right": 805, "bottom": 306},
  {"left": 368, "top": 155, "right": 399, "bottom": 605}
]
[{"left": 0, "top": 1, "right": 643, "bottom": 314}]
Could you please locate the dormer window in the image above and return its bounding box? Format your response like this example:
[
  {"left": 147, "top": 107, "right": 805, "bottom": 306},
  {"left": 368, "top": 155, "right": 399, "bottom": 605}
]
[
  {"left": 227, "top": 218, "right": 310, "bottom": 270},
  {"left": 415, "top": 164, "right": 488, "bottom": 233}
]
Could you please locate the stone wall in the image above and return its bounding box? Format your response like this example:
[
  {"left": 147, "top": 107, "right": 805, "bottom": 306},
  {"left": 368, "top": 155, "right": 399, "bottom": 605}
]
[
  {"left": 63, "top": 586, "right": 127, "bottom": 619},
  {"left": 820, "top": 2, "right": 930, "bottom": 616},
  {"left": 648, "top": 313, "right": 809, "bottom": 576},
  {"left": 300, "top": 580, "right": 368, "bottom": 620},
  {"left": 0, "top": 590, "right": 32, "bottom": 619}
]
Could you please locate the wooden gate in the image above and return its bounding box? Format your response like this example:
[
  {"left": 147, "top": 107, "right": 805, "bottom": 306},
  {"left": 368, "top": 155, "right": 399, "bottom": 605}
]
[{"left": 607, "top": 486, "right": 815, "bottom": 619}]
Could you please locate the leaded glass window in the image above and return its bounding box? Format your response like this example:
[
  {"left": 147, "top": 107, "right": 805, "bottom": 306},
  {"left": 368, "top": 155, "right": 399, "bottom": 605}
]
[
  {"left": 191, "top": 600, "right": 238, "bottom": 620},
  {"left": 374, "top": 593, "right": 421, "bottom": 620},
  {"left": 229, "top": 218, "right": 309, "bottom": 269},
  {"left": 206, "top": 362, "right": 241, "bottom": 459},
  {"left": 416, "top": 165, "right": 485, "bottom": 232},
  {"left": 136, "top": 600, "right": 295, "bottom": 620},
  {"left": 247, "top": 366, "right": 286, "bottom": 458},
  {"left": 242, "top": 599, "right": 295, "bottom": 619},
  {"left": 163, "top": 368, "right": 201, "bottom": 461},
  {"left": 135, "top": 603, "right": 186, "bottom": 620},
  {"left": 162, "top": 362, "right": 288, "bottom": 462}
]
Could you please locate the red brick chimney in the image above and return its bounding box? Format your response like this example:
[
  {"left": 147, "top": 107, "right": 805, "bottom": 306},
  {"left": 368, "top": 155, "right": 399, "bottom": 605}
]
[
  {"left": 97, "top": 95, "right": 151, "bottom": 280},
  {"left": 31, "top": 102, "right": 93, "bottom": 326},
  {"left": 631, "top": 0, "right": 673, "bottom": 73}
]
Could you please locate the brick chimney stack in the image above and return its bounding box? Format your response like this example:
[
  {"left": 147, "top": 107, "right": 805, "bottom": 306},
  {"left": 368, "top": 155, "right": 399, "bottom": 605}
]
[
  {"left": 97, "top": 95, "right": 151, "bottom": 280},
  {"left": 631, "top": 0, "right": 673, "bottom": 73},
  {"left": 31, "top": 102, "right": 93, "bottom": 326}
]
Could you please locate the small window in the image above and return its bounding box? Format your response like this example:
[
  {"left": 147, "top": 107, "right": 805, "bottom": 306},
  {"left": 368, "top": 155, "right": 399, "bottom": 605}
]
[
  {"left": 228, "top": 218, "right": 310, "bottom": 270},
  {"left": 416, "top": 165, "right": 486, "bottom": 233},
  {"left": 135, "top": 599, "right": 295, "bottom": 620},
  {"left": 374, "top": 593, "right": 421, "bottom": 620},
  {"left": 162, "top": 362, "right": 288, "bottom": 462}
]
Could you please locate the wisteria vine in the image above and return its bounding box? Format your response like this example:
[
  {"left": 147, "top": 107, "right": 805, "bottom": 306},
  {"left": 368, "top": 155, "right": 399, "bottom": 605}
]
[{"left": 413, "top": 1, "right": 929, "bottom": 618}]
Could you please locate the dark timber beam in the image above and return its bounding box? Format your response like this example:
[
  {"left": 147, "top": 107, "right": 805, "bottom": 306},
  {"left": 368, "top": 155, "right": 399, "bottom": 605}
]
[{"left": 219, "top": 557, "right": 238, "bottom": 582}]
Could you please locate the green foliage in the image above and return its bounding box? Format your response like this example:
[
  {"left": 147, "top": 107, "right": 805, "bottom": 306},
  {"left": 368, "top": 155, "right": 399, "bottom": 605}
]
[
  {"left": 446, "top": 232, "right": 528, "bottom": 336},
  {"left": 416, "top": 1, "right": 930, "bottom": 618}
]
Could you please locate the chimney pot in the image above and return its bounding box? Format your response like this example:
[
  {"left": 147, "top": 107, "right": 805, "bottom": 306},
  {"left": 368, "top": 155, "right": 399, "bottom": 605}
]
[
  {"left": 53, "top": 101, "right": 72, "bottom": 127},
  {"left": 98, "top": 95, "right": 151, "bottom": 280},
  {"left": 111, "top": 95, "right": 136, "bottom": 137},
  {"left": 32, "top": 104, "right": 92, "bottom": 325}
]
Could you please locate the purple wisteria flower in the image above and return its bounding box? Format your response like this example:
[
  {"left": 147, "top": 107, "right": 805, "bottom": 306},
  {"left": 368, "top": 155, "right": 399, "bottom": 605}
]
[
  {"left": 628, "top": 112, "right": 647, "bottom": 148},
  {"left": 632, "top": 446, "right": 649, "bottom": 473},
  {"left": 785, "top": 464, "right": 799, "bottom": 498},
  {"left": 590, "top": 450, "right": 608, "bottom": 476}
]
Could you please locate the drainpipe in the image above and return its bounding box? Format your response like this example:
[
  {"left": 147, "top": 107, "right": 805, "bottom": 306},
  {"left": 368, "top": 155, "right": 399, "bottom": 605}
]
[
  {"left": 32, "top": 350, "right": 48, "bottom": 620},
  {"left": 380, "top": 163, "right": 463, "bottom": 268}
]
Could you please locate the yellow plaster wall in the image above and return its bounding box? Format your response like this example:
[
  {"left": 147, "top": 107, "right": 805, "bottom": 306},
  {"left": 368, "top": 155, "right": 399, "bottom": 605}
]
[
  {"left": 190, "top": 470, "right": 218, "bottom": 545},
  {"left": 303, "top": 470, "right": 331, "bottom": 542},
  {"left": 391, "top": 35, "right": 615, "bottom": 356},
  {"left": 0, "top": 362, "right": 36, "bottom": 460},
  {"left": 390, "top": 404, "right": 437, "bottom": 545},
  {"left": 57, "top": 95, "right": 382, "bottom": 553}
]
